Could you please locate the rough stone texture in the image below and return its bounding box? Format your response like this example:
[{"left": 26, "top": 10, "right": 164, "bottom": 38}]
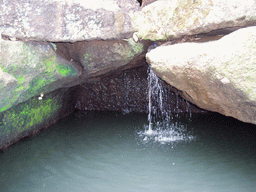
[
  {"left": 56, "top": 38, "right": 147, "bottom": 80},
  {"left": 0, "top": 87, "right": 77, "bottom": 150},
  {"left": 75, "top": 65, "right": 205, "bottom": 114},
  {"left": 146, "top": 26, "right": 256, "bottom": 124},
  {"left": 133, "top": 0, "right": 256, "bottom": 41},
  {"left": 0, "top": 0, "right": 139, "bottom": 42},
  {"left": 0, "top": 39, "right": 81, "bottom": 112}
]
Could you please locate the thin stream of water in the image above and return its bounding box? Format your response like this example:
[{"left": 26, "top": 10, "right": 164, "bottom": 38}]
[
  {"left": 147, "top": 66, "right": 153, "bottom": 132},
  {"left": 143, "top": 66, "right": 194, "bottom": 143}
]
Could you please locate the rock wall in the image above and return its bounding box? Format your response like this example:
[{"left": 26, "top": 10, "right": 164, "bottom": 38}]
[{"left": 74, "top": 65, "right": 205, "bottom": 114}]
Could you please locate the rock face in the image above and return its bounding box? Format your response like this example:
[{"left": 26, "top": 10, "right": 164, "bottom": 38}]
[
  {"left": 74, "top": 65, "right": 205, "bottom": 114},
  {"left": 146, "top": 27, "right": 256, "bottom": 124},
  {"left": 0, "top": 39, "right": 81, "bottom": 112},
  {"left": 0, "top": 0, "right": 139, "bottom": 41},
  {"left": 56, "top": 38, "right": 147, "bottom": 80},
  {"left": 133, "top": 0, "right": 256, "bottom": 41},
  {"left": 0, "top": 87, "right": 77, "bottom": 149}
]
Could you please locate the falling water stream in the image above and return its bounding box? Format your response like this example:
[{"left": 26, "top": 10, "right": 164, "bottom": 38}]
[{"left": 139, "top": 66, "right": 195, "bottom": 144}]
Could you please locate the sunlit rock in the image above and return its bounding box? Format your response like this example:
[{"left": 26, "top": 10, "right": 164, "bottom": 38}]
[
  {"left": 146, "top": 26, "right": 256, "bottom": 124},
  {"left": 0, "top": 0, "right": 139, "bottom": 41},
  {"left": 133, "top": 0, "right": 256, "bottom": 41}
]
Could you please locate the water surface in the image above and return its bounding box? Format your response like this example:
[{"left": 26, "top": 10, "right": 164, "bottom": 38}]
[{"left": 1, "top": 111, "right": 256, "bottom": 192}]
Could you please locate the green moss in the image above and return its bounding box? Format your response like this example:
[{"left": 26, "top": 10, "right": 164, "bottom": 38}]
[
  {"left": 1, "top": 40, "right": 78, "bottom": 113},
  {"left": 1, "top": 97, "right": 59, "bottom": 136},
  {"left": 44, "top": 55, "right": 76, "bottom": 77},
  {"left": 0, "top": 104, "right": 12, "bottom": 113},
  {"left": 57, "top": 63, "right": 75, "bottom": 76},
  {"left": 17, "top": 76, "right": 25, "bottom": 84},
  {"left": 17, "top": 85, "right": 24, "bottom": 91},
  {"left": 46, "top": 56, "right": 57, "bottom": 69},
  {"left": 84, "top": 52, "right": 93, "bottom": 67}
]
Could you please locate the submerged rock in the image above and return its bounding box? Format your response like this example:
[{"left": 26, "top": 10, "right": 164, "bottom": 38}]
[
  {"left": 146, "top": 26, "right": 256, "bottom": 124},
  {"left": 0, "top": 39, "right": 81, "bottom": 112},
  {"left": 133, "top": 0, "right": 256, "bottom": 41},
  {"left": 0, "top": 0, "right": 139, "bottom": 42}
]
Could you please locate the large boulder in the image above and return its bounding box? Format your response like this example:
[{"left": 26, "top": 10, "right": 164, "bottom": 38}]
[
  {"left": 0, "top": 39, "right": 81, "bottom": 112},
  {"left": 133, "top": 0, "right": 256, "bottom": 41},
  {"left": 56, "top": 38, "right": 146, "bottom": 80},
  {"left": 146, "top": 26, "right": 256, "bottom": 124},
  {"left": 0, "top": 0, "right": 139, "bottom": 42}
]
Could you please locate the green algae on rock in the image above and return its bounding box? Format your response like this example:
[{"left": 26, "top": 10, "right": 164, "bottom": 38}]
[
  {"left": 0, "top": 87, "right": 76, "bottom": 149},
  {"left": 0, "top": 40, "right": 80, "bottom": 113},
  {"left": 56, "top": 38, "right": 145, "bottom": 79}
]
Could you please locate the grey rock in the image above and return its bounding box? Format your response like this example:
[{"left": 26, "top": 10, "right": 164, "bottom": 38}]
[
  {"left": 56, "top": 38, "right": 146, "bottom": 80},
  {"left": 0, "top": 0, "right": 139, "bottom": 42},
  {"left": 146, "top": 26, "right": 256, "bottom": 124},
  {"left": 133, "top": 0, "right": 256, "bottom": 41}
]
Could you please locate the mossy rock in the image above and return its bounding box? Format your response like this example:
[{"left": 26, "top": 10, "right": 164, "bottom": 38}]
[{"left": 0, "top": 40, "right": 79, "bottom": 112}]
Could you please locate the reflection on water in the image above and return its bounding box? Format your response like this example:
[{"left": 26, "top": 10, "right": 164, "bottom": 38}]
[{"left": 0, "top": 111, "right": 256, "bottom": 192}]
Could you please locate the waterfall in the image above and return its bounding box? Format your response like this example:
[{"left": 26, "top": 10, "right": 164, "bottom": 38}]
[
  {"left": 138, "top": 65, "right": 195, "bottom": 145},
  {"left": 147, "top": 66, "right": 153, "bottom": 133},
  {"left": 146, "top": 66, "right": 164, "bottom": 134}
]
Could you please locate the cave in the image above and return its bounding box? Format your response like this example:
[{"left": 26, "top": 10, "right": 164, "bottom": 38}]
[{"left": 1, "top": 0, "right": 256, "bottom": 190}]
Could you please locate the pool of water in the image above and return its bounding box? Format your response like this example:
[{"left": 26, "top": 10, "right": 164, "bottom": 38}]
[{"left": 1, "top": 110, "right": 256, "bottom": 192}]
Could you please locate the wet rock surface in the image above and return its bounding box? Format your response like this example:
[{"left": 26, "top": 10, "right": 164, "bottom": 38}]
[
  {"left": 74, "top": 65, "right": 205, "bottom": 114},
  {"left": 0, "top": 87, "right": 77, "bottom": 150}
]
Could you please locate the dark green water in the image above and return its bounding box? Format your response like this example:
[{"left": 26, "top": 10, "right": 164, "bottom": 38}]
[{"left": 1, "top": 110, "right": 256, "bottom": 192}]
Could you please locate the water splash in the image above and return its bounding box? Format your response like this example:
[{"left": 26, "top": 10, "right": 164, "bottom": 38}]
[{"left": 138, "top": 65, "right": 195, "bottom": 145}]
